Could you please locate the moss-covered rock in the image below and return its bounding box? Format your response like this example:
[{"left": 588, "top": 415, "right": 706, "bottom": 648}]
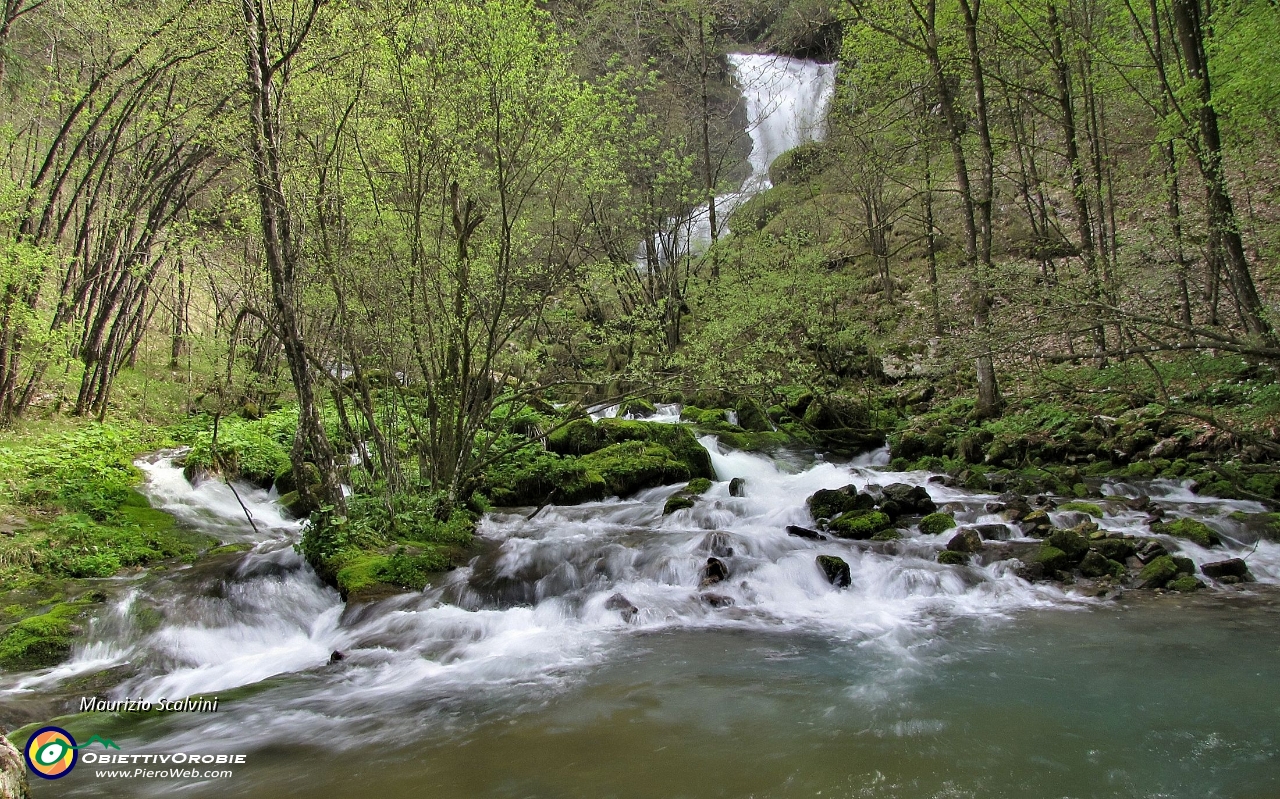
[
  {"left": 1167, "top": 575, "right": 1204, "bottom": 592},
  {"left": 816, "top": 554, "right": 851, "bottom": 587},
  {"left": 1034, "top": 545, "right": 1072, "bottom": 573},
  {"left": 870, "top": 529, "right": 902, "bottom": 541},
  {"left": 829, "top": 510, "right": 891, "bottom": 540},
  {"left": 1150, "top": 517, "right": 1222, "bottom": 547},
  {"left": 547, "top": 419, "right": 714, "bottom": 480},
  {"left": 1090, "top": 537, "right": 1137, "bottom": 562},
  {"left": 919, "top": 512, "right": 957, "bottom": 536},
  {"left": 807, "top": 485, "right": 862, "bottom": 521},
  {"left": 1138, "top": 555, "right": 1179, "bottom": 588},
  {"left": 686, "top": 478, "right": 713, "bottom": 494},
  {"left": 946, "top": 529, "right": 984, "bottom": 553},
  {"left": 1058, "top": 501, "right": 1104, "bottom": 518},
  {"left": 618, "top": 398, "right": 658, "bottom": 418},
  {"left": 1047, "top": 528, "right": 1090, "bottom": 565},
  {"left": 937, "top": 550, "right": 969, "bottom": 565},
  {"left": 581, "top": 441, "right": 694, "bottom": 498},
  {"left": 1079, "top": 550, "right": 1125, "bottom": 578},
  {"left": 663, "top": 494, "right": 697, "bottom": 515},
  {"left": 0, "top": 600, "right": 93, "bottom": 670},
  {"left": 734, "top": 398, "right": 772, "bottom": 433}
]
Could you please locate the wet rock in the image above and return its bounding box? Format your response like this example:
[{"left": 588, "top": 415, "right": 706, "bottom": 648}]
[
  {"left": 700, "top": 593, "right": 735, "bottom": 608},
  {"left": 937, "top": 550, "right": 969, "bottom": 566},
  {"left": 701, "top": 557, "right": 729, "bottom": 586},
  {"left": 946, "top": 529, "right": 984, "bottom": 553},
  {"left": 663, "top": 493, "right": 696, "bottom": 515},
  {"left": 1046, "top": 528, "right": 1089, "bottom": 565},
  {"left": 1079, "top": 551, "right": 1125, "bottom": 579},
  {"left": 1167, "top": 575, "right": 1204, "bottom": 592},
  {"left": 829, "top": 510, "right": 892, "bottom": 540},
  {"left": 786, "top": 525, "right": 827, "bottom": 541},
  {"left": 881, "top": 483, "right": 936, "bottom": 515},
  {"left": 1137, "top": 539, "right": 1169, "bottom": 564},
  {"left": 1201, "top": 558, "right": 1254, "bottom": 582},
  {"left": 701, "top": 532, "right": 735, "bottom": 558},
  {"left": 816, "top": 555, "right": 851, "bottom": 588},
  {"left": 329, "top": 650, "right": 346, "bottom": 663},
  {"left": 1090, "top": 537, "right": 1137, "bottom": 562},
  {"left": 1124, "top": 495, "right": 1152, "bottom": 511},
  {"left": 1014, "top": 560, "right": 1047, "bottom": 581},
  {"left": 807, "top": 485, "right": 862, "bottom": 520},
  {"left": 919, "top": 512, "right": 957, "bottom": 536},
  {"left": 729, "top": 477, "right": 746, "bottom": 497},
  {"left": 1019, "top": 510, "right": 1053, "bottom": 538},
  {"left": 1172, "top": 556, "right": 1196, "bottom": 576},
  {"left": 972, "top": 523, "right": 1013, "bottom": 541},
  {"left": 1137, "top": 555, "right": 1179, "bottom": 589},
  {"left": 606, "top": 593, "right": 639, "bottom": 622},
  {"left": 1150, "top": 518, "right": 1222, "bottom": 547},
  {"left": 1034, "top": 545, "right": 1073, "bottom": 573},
  {"left": 0, "top": 733, "right": 30, "bottom": 799}
]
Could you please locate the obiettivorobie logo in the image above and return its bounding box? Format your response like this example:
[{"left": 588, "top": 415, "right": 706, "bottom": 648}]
[{"left": 22, "top": 726, "right": 119, "bottom": 780}]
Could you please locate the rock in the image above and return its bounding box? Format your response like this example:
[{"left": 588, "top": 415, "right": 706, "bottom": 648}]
[
  {"left": 881, "top": 483, "right": 936, "bottom": 515},
  {"left": 1172, "top": 556, "right": 1196, "bottom": 575},
  {"left": 1124, "top": 495, "right": 1152, "bottom": 511},
  {"left": 0, "top": 734, "right": 30, "bottom": 799},
  {"left": 1014, "top": 559, "right": 1047, "bottom": 581},
  {"left": 878, "top": 499, "right": 905, "bottom": 520},
  {"left": 686, "top": 477, "right": 713, "bottom": 494},
  {"left": 830, "top": 510, "right": 892, "bottom": 540},
  {"left": 937, "top": 550, "right": 969, "bottom": 565},
  {"left": 663, "top": 493, "right": 696, "bottom": 515},
  {"left": 972, "top": 523, "right": 1012, "bottom": 541},
  {"left": 1034, "top": 545, "right": 1073, "bottom": 573},
  {"left": 1201, "top": 558, "right": 1254, "bottom": 581},
  {"left": 1079, "top": 550, "right": 1125, "bottom": 579},
  {"left": 807, "top": 485, "right": 862, "bottom": 520},
  {"left": 816, "top": 555, "right": 851, "bottom": 588},
  {"left": 786, "top": 525, "right": 827, "bottom": 541},
  {"left": 1167, "top": 575, "right": 1204, "bottom": 592},
  {"left": 919, "top": 512, "right": 957, "bottom": 536},
  {"left": 700, "top": 593, "right": 735, "bottom": 608},
  {"left": 701, "top": 557, "right": 729, "bottom": 586},
  {"left": 329, "top": 650, "right": 346, "bottom": 663},
  {"left": 946, "top": 529, "right": 984, "bottom": 553},
  {"left": 1019, "top": 509, "right": 1053, "bottom": 537},
  {"left": 729, "top": 477, "right": 746, "bottom": 497},
  {"left": 701, "top": 532, "right": 735, "bottom": 558},
  {"left": 1046, "top": 528, "right": 1089, "bottom": 564},
  {"left": 1137, "top": 555, "right": 1179, "bottom": 589},
  {"left": 1137, "top": 539, "right": 1169, "bottom": 563},
  {"left": 606, "top": 593, "right": 639, "bottom": 622},
  {"left": 1150, "top": 518, "right": 1222, "bottom": 547},
  {"left": 1090, "top": 537, "right": 1137, "bottom": 562}
]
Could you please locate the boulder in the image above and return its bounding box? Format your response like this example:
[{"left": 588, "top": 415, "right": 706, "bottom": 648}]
[
  {"left": 881, "top": 483, "right": 937, "bottom": 515},
  {"left": 807, "top": 485, "right": 862, "bottom": 520},
  {"left": 972, "top": 523, "right": 1013, "bottom": 541},
  {"left": 1079, "top": 550, "right": 1124, "bottom": 579},
  {"left": 830, "top": 510, "right": 892, "bottom": 540},
  {"left": 1019, "top": 510, "right": 1054, "bottom": 537},
  {"left": 786, "top": 525, "right": 827, "bottom": 541},
  {"left": 1034, "top": 545, "right": 1073, "bottom": 573},
  {"left": 1137, "top": 555, "right": 1179, "bottom": 589},
  {"left": 701, "top": 557, "right": 729, "bottom": 586},
  {"left": 663, "top": 493, "right": 696, "bottom": 515},
  {"left": 816, "top": 555, "right": 851, "bottom": 588},
  {"left": 729, "top": 477, "right": 746, "bottom": 497},
  {"left": 937, "top": 550, "right": 970, "bottom": 566},
  {"left": 919, "top": 512, "right": 957, "bottom": 536},
  {"left": 700, "top": 593, "right": 735, "bottom": 608},
  {"left": 1090, "top": 537, "right": 1137, "bottom": 562},
  {"left": 605, "top": 593, "right": 639, "bottom": 622},
  {"left": 1201, "top": 558, "right": 1254, "bottom": 582},
  {"left": 946, "top": 529, "right": 984, "bottom": 553},
  {"left": 1137, "top": 539, "right": 1169, "bottom": 564},
  {"left": 1167, "top": 575, "right": 1204, "bottom": 592},
  {"left": 1150, "top": 517, "right": 1221, "bottom": 547},
  {"left": 1047, "top": 528, "right": 1089, "bottom": 565}
]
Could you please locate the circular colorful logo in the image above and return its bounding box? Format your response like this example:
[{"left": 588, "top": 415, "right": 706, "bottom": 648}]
[{"left": 23, "top": 726, "right": 77, "bottom": 779}]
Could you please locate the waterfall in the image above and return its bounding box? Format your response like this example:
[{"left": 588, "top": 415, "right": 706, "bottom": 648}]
[{"left": 649, "top": 53, "right": 837, "bottom": 260}]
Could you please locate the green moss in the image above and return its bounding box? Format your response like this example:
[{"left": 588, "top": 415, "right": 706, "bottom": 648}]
[
  {"left": 807, "top": 486, "right": 861, "bottom": 520},
  {"left": 870, "top": 529, "right": 901, "bottom": 541},
  {"left": 0, "top": 600, "right": 91, "bottom": 670},
  {"left": 1034, "top": 545, "right": 1071, "bottom": 572},
  {"left": 581, "top": 441, "right": 692, "bottom": 497},
  {"left": 919, "top": 512, "right": 957, "bottom": 536},
  {"left": 618, "top": 398, "right": 657, "bottom": 418},
  {"left": 663, "top": 494, "right": 696, "bottom": 515},
  {"left": 937, "top": 550, "right": 969, "bottom": 565},
  {"left": 1059, "top": 501, "right": 1104, "bottom": 518},
  {"left": 686, "top": 478, "right": 713, "bottom": 494},
  {"left": 183, "top": 419, "right": 289, "bottom": 488},
  {"left": 1072, "top": 483, "right": 1089, "bottom": 498},
  {"left": 829, "top": 510, "right": 891, "bottom": 540},
  {"left": 1150, "top": 517, "right": 1222, "bottom": 547},
  {"left": 1167, "top": 575, "right": 1204, "bottom": 592},
  {"left": 1139, "top": 555, "right": 1179, "bottom": 588}
]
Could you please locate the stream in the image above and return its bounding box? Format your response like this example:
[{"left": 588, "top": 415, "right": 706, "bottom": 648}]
[{"left": 4, "top": 53, "right": 1280, "bottom": 798}]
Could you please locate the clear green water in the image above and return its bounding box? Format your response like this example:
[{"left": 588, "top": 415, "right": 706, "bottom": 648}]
[{"left": 51, "top": 590, "right": 1280, "bottom": 799}]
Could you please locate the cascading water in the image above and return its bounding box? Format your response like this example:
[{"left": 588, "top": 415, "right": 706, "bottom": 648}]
[{"left": 5, "top": 55, "right": 1280, "bottom": 797}]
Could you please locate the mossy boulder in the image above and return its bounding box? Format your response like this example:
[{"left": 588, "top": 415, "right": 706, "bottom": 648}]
[
  {"left": 663, "top": 494, "right": 697, "bottom": 515},
  {"left": 581, "top": 441, "right": 693, "bottom": 498},
  {"left": 816, "top": 555, "right": 851, "bottom": 587},
  {"left": 1090, "top": 537, "right": 1137, "bottom": 562},
  {"left": 547, "top": 419, "right": 714, "bottom": 479},
  {"left": 686, "top": 478, "right": 713, "bottom": 494},
  {"left": 946, "top": 529, "right": 984, "bottom": 553},
  {"left": 829, "top": 510, "right": 891, "bottom": 540},
  {"left": 734, "top": 398, "right": 772, "bottom": 433},
  {"left": 1034, "top": 545, "right": 1072, "bottom": 573},
  {"left": 807, "top": 485, "right": 862, "bottom": 521},
  {"left": 1047, "top": 528, "right": 1090, "bottom": 565},
  {"left": 0, "top": 601, "right": 93, "bottom": 670},
  {"left": 1059, "top": 501, "right": 1104, "bottom": 518},
  {"left": 1138, "top": 555, "right": 1180, "bottom": 588},
  {"left": 870, "top": 529, "right": 902, "bottom": 541},
  {"left": 618, "top": 398, "right": 658, "bottom": 418},
  {"left": 919, "top": 512, "right": 957, "bottom": 536},
  {"left": 937, "top": 550, "right": 969, "bottom": 565},
  {"left": 1167, "top": 575, "right": 1204, "bottom": 592},
  {"left": 1079, "top": 550, "right": 1125, "bottom": 578},
  {"left": 1150, "top": 517, "right": 1222, "bottom": 547}
]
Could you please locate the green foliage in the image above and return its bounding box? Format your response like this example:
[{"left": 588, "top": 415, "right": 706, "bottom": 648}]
[
  {"left": 183, "top": 414, "right": 292, "bottom": 487},
  {"left": 0, "top": 601, "right": 89, "bottom": 670}
]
